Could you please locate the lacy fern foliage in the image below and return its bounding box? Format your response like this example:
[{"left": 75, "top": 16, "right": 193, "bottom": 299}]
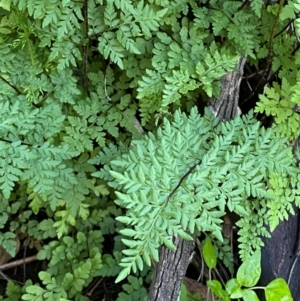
[
  {"left": 0, "top": 0, "right": 299, "bottom": 299},
  {"left": 101, "top": 108, "right": 296, "bottom": 281}
]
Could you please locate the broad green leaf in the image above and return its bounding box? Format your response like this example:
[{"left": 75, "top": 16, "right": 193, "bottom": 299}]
[
  {"left": 265, "top": 278, "right": 293, "bottom": 301},
  {"left": 237, "top": 250, "right": 261, "bottom": 287}
]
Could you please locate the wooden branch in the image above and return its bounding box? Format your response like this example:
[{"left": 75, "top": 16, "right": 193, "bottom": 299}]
[{"left": 0, "top": 255, "right": 37, "bottom": 271}]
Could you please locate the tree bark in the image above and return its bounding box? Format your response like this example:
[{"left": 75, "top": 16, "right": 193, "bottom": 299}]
[
  {"left": 260, "top": 208, "right": 300, "bottom": 301},
  {"left": 147, "top": 57, "right": 246, "bottom": 301},
  {"left": 148, "top": 236, "right": 194, "bottom": 301},
  {"left": 208, "top": 57, "right": 246, "bottom": 120}
]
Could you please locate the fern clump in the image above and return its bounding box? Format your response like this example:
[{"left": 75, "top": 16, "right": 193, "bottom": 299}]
[
  {"left": 94, "top": 107, "right": 297, "bottom": 281},
  {"left": 254, "top": 1, "right": 300, "bottom": 141},
  {"left": 0, "top": 0, "right": 299, "bottom": 299}
]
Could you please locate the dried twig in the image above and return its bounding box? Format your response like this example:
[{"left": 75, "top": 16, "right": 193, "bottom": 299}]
[{"left": 0, "top": 255, "right": 37, "bottom": 271}]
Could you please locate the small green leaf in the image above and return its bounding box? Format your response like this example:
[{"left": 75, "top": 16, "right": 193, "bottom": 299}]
[
  {"left": 115, "top": 216, "right": 133, "bottom": 224},
  {"left": 142, "top": 249, "right": 151, "bottom": 267},
  {"left": 156, "top": 8, "right": 168, "bottom": 18},
  {"left": 115, "top": 267, "right": 131, "bottom": 283},
  {"left": 136, "top": 255, "right": 143, "bottom": 271},
  {"left": 226, "top": 278, "right": 243, "bottom": 298},
  {"left": 207, "top": 280, "right": 229, "bottom": 300},
  {"left": 265, "top": 278, "right": 293, "bottom": 301},
  {"left": 242, "top": 289, "right": 260, "bottom": 301},
  {"left": 162, "top": 236, "right": 176, "bottom": 250},
  {"left": 177, "top": 229, "right": 193, "bottom": 241},
  {"left": 237, "top": 250, "right": 261, "bottom": 287},
  {"left": 120, "top": 228, "right": 137, "bottom": 237},
  {"left": 203, "top": 237, "right": 217, "bottom": 269}
]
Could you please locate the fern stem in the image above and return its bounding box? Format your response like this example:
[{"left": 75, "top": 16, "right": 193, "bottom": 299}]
[
  {"left": 25, "top": 32, "right": 35, "bottom": 66},
  {"left": 0, "top": 74, "right": 22, "bottom": 94}
]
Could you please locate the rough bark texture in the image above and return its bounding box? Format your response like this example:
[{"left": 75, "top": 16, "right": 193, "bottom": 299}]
[
  {"left": 147, "top": 57, "right": 246, "bottom": 301},
  {"left": 148, "top": 237, "right": 194, "bottom": 301},
  {"left": 260, "top": 208, "right": 300, "bottom": 301},
  {"left": 208, "top": 57, "right": 246, "bottom": 120}
]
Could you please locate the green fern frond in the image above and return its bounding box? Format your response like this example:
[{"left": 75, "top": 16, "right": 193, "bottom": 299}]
[{"left": 102, "top": 107, "right": 295, "bottom": 281}]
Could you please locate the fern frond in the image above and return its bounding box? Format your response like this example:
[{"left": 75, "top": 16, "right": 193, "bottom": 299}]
[{"left": 103, "top": 107, "right": 296, "bottom": 281}]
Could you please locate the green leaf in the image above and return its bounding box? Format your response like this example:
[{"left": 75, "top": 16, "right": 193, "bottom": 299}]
[
  {"left": 207, "top": 280, "right": 229, "bottom": 300},
  {"left": 120, "top": 228, "right": 137, "bottom": 237},
  {"left": 237, "top": 250, "right": 261, "bottom": 287},
  {"left": 226, "top": 278, "right": 243, "bottom": 299},
  {"left": 38, "top": 219, "right": 56, "bottom": 239},
  {"left": 115, "top": 216, "right": 133, "bottom": 224},
  {"left": 203, "top": 237, "right": 217, "bottom": 269},
  {"left": 0, "top": 0, "right": 10, "bottom": 11},
  {"left": 265, "top": 278, "right": 293, "bottom": 301},
  {"left": 115, "top": 266, "right": 131, "bottom": 283},
  {"left": 180, "top": 283, "right": 188, "bottom": 301},
  {"left": 242, "top": 289, "right": 260, "bottom": 301},
  {"left": 162, "top": 236, "right": 176, "bottom": 250},
  {"left": 177, "top": 230, "right": 193, "bottom": 241}
]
